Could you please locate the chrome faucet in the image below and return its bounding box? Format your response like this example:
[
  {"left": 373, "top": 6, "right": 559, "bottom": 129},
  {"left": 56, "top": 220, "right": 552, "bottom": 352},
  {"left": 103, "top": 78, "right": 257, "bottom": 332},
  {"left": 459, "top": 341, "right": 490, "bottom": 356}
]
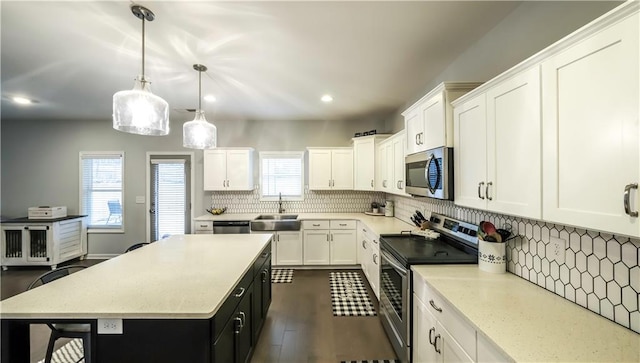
[{"left": 278, "top": 192, "right": 285, "bottom": 213}]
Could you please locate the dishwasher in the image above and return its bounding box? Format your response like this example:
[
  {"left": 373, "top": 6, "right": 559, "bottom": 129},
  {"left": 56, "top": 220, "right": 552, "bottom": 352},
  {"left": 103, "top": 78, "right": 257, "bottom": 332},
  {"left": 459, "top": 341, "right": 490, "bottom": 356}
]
[{"left": 212, "top": 221, "right": 250, "bottom": 234}]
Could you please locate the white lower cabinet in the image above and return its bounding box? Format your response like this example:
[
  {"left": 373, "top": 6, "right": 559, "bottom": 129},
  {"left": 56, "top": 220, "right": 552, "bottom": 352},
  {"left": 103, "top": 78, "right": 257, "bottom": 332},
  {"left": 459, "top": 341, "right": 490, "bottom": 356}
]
[
  {"left": 358, "top": 222, "right": 380, "bottom": 299},
  {"left": 413, "top": 272, "right": 476, "bottom": 363},
  {"left": 302, "top": 220, "right": 356, "bottom": 265},
  {"left": 274, "top": 231, "right": 302, "bottom": 265}
]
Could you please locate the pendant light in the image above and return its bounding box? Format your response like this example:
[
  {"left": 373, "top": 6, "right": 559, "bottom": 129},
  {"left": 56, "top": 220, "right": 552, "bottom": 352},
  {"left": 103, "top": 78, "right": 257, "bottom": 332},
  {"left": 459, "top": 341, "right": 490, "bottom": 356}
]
[
  {"left": 183, "top": 64, "right": 217, "bottom": 149},
  {"left": 113, "top": 4, "right": 169, "bottom": 136}
]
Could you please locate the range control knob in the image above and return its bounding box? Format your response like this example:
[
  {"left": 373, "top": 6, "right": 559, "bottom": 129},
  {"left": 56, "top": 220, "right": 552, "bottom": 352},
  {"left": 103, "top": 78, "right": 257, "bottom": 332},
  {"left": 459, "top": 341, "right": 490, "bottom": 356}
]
[
  {"left": 430, "top": 217, "right": 441, "bottom": 224},
  {"left": 468, "top": 230, "right": 477, "bottom": 237}
]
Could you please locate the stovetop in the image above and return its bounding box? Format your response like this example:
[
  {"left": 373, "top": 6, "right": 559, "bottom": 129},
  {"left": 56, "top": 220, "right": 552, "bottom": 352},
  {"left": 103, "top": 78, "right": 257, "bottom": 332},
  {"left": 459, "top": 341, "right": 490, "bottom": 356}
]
[{"left": 380, "top": 212, "right": 479, "bottom": 267}]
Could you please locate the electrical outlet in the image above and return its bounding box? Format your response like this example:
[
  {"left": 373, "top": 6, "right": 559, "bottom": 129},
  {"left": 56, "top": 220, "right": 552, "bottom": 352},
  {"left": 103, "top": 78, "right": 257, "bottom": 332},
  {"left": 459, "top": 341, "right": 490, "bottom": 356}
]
[
  {"left": 98, "top": 318, "right": 123, "bottom": 334},
  {"left": 548, "top": 236, "right": 566, "bottom": 264}
]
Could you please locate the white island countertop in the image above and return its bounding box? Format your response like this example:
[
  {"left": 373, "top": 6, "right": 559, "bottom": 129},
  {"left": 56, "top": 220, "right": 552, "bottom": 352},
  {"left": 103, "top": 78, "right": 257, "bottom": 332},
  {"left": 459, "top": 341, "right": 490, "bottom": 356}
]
[
  {"left": 412, "top": 265, "right": 640, "bottom": 362},
  {"left": 0, "top": 234, "right": 272, "bottom": 320},
  {"left": 194, "top": 212, "right": 414, "bottom": 236}
]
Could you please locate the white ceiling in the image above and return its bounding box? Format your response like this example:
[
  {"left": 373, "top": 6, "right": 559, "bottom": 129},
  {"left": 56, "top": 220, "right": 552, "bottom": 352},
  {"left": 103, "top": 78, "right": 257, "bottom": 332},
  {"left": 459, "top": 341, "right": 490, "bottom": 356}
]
[{"left": 1, "top": 1, "right": 523, "bottom": 123}]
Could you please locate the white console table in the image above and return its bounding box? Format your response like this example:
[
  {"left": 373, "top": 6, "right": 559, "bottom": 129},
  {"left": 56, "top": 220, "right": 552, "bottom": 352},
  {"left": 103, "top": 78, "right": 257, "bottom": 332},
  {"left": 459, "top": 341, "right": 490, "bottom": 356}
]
[{"left": 1, "top": 215, "right": 87, "bottom": 270}]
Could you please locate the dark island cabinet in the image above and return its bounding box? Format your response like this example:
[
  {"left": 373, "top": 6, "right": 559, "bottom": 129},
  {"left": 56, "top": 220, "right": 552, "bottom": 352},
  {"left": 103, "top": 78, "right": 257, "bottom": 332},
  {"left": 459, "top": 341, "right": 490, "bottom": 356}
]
[{"left": 213, "top": 241, "right": 271, "bottom": 363}]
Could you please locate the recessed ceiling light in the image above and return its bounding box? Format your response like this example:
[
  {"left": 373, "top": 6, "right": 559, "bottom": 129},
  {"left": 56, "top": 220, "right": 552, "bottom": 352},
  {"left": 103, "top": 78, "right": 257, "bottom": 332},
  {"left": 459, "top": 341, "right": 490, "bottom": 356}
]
[
  {"left": 13, "top": 97, "right": 32, "bottom": 105},
  {"left": 204, "top": 95, "right": 216, "bottom": 102},
  {"left": 321, "top": 94, "right": 333, "bottom": 103}
]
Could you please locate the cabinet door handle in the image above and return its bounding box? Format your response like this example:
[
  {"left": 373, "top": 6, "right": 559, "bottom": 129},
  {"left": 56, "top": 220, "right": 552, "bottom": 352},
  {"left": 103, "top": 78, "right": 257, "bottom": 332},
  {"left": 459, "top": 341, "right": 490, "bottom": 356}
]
[
  {"left": 239, "top": 311, "right": 246, "bottom": 326},
  {"left": 373, "top": 239, "right": 378, "bottom": 244},
  {"left": 486, "top": 181, "right": 493, "bottom": 201},
  {"left": 373, "top": 253, "right": 378, "bottom": 265},
  {"left": 434, "top": 334, "right": 441, "bottom": 354},
  {"left": 624, "top": 183, "right": 638, "bottom": 217},
  {"left": 429, "top": 299, "right": 442, "bottom": 313},
  {"left": 420, "top": 132, "right": 424, "bottom": 145},
  {"left": 329, "top": 180, "right": 332, "bottom": 187},
  {"left": 261, "top": 269, "right": 268, "bottom": 283},
  {"left": 478, "top": 182, "right": 485, "bottom": 200},
  {"left": 362, "top": 240, "right": 367, "bottom": 249},
  {"left": 234, "top": 316, "right": 243, "bottom": 334},
  {"left": 326, "top": 234, "right": 329, "bottom": 242},
  {"left": 234, "top": 287, "right": 246, "bottom": 298},
  {"left": 330, "top": 234, "right": 333, "bottom": 241},
  {"left": 428, "top": 327, "right": 435, "bottom": 345},
  {"left": 371, "top": 180, "right": 374, "bottom": 187},
  {"left": 415, "top": 134, "right": 419, "bottom": 145}
]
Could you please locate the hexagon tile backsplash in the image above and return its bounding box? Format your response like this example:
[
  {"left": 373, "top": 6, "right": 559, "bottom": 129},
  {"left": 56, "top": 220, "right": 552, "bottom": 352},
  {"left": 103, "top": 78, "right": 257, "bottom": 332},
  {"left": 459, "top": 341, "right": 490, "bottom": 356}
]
[{"left": 388, "top": 194, "right": 640, "bottom": 334}]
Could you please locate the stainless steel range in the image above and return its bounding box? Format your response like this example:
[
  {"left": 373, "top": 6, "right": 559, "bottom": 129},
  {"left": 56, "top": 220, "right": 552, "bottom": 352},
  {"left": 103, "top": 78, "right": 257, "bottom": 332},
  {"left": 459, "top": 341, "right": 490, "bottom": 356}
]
[{"left": 379, "top": 213, "right": 479, "bottom": 363}]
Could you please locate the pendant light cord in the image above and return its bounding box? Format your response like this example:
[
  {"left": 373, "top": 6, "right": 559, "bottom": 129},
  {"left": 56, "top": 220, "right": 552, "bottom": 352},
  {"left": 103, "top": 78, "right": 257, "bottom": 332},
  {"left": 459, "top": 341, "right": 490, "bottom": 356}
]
[
  {"left": 141, "top": 16, "right": 146, "bottom": 81},
  {"left": 198, "top": 69, "right": 202, "bottom": 111}
]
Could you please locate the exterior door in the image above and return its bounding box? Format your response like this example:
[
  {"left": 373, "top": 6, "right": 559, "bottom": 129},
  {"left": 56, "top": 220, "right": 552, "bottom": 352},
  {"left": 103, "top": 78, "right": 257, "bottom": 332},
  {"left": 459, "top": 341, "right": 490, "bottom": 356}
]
[{"left": 149, "top": 154, "right": 192, "bottom": 242}]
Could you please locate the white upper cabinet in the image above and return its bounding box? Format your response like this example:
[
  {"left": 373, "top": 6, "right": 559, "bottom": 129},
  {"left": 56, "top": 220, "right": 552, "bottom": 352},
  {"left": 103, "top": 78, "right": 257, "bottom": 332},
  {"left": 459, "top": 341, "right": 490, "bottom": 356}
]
[
  {"left": 542, "top": 7, "right": 639, "bottom": 236},
  {"left": 454, "top": 94, "right": 488, "bottom": 211},
  {"left": 203, "top": 148, "right": 254, "bottom": 191},
  {"left": 452, "top": 1, "right": 639, "bottom": 235},
  {"left": 403, "top": 82, "right": 481, "bottom": 155},
  {"left": 353, "top": 135, "right": 390, "bottom": 191},
  {"left": 454, "top": 66, "right": 542, "bottom": 220},
  {"left": 376, "top": 131, "right": 408, "bottom": 196},
  {"left": 308, "top": 148, "right": 354, "bottom": 190}
]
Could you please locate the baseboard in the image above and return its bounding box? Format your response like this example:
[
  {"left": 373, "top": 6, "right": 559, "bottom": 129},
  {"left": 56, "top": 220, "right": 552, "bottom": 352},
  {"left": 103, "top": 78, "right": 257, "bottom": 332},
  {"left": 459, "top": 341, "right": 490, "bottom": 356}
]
[{"left": 86, "top": 253, "right": 118, "bottom": 259}]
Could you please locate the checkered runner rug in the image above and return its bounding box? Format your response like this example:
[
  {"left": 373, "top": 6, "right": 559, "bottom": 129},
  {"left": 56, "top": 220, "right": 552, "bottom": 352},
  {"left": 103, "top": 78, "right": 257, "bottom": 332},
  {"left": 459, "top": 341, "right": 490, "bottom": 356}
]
[
  {"left": 37, "top": 338, "right": 83, "bottom": 363},
  {"left": 330, "top": 271, "right": 377, "bottom": 316},
  {"left": 271, "top": 268, "right": 293, "bottom": 283}
]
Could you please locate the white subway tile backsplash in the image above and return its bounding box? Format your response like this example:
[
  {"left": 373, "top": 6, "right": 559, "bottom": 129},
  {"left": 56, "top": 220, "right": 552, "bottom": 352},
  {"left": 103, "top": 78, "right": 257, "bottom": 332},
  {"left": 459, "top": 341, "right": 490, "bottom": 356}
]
[{"left": 387, "top": 194, "right": 640, "bottom": 333}]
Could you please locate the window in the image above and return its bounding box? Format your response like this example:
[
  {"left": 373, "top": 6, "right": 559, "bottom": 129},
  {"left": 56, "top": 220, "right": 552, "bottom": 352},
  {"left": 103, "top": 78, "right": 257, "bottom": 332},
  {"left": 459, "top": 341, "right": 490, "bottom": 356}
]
[
  {"left": 79, "top": 152, "right": 124, "bottom": 232},
  {"left": 259, "top": 151, "right": 304, "bottom": 201}
]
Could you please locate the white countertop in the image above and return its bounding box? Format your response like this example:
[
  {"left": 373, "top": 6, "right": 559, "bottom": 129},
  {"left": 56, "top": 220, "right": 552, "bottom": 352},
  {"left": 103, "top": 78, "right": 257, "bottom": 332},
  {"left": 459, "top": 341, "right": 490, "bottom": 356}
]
[
  {"left": 0, "top": 234, "right": 272, "bottom": 319},
  {"left": 412, "top": 265, "right": 640, "bottom": 363},
  {"left": 194, "top": 212, "right": 414, "bottom": 236}
]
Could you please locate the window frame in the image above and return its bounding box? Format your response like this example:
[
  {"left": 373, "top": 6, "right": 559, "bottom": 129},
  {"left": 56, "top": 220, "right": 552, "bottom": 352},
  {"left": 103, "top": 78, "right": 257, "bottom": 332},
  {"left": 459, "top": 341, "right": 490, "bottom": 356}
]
[
  {"left": 79, "top": 151, "right": 125, "bottom": 233},
  {"left": 259, "top": 151, "right": 305, "bottom": 202}
]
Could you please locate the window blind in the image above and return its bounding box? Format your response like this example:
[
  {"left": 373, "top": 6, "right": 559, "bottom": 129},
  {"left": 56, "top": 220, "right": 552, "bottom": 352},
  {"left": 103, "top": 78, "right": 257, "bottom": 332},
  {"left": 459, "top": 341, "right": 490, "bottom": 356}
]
[
  {"left": 260, "top": 152, "right": 304, "bottom": 199},
  {"left": 80, "top": 152, "right": 124, "bottom": 229},
  {"left": 150, "top": 159, "right": 186, "bottom": 240}
]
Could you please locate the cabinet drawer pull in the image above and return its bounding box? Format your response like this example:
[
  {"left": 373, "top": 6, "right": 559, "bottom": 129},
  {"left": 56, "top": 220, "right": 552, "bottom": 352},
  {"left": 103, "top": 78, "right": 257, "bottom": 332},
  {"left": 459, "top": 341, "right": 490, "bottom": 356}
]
[
  {"left": 478, "top": 182, "right": 485, "bottom": 200},
  {"left": 313, "top": 223, "right": 321, "bottom": 227},
  {"left": 428, "top": 327, "right": 435, "bottom": 345},
  {"left": 339, "top": 223, "right": 347, "bottom": 226},
  {"left": 486, "top": 181, "right": 493, "bottom": 201},
  {"left": 434, "top": 334, "right": 441, "bottom": 354},
  {"left": 624, "top": 183, "right": 638, "bottom": 217},
  {"left": 429, "top": 299, "right": 442, "bottom": 313},
  {"left": 373, "top": 239, "right": 378, "bottom": 244},
  {"left": 234, "top": 287, "right": 246, "bottom": 298}
]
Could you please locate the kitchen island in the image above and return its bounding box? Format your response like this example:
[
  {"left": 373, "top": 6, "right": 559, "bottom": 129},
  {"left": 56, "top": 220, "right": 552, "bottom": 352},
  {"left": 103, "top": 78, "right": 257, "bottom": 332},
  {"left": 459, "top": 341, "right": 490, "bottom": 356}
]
[{"left": 1, "top": 233, "right": 273, "bottom": 363}]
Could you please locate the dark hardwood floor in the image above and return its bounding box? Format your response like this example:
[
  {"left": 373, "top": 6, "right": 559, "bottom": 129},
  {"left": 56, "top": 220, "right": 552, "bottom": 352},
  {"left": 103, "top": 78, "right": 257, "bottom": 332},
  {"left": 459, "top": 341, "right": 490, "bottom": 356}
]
[
  {"left": 2, "top": 262, "right": 395, "bottom": 363},
  {"left": 251, "top": 269, "right": 396, "bottom": 363}
]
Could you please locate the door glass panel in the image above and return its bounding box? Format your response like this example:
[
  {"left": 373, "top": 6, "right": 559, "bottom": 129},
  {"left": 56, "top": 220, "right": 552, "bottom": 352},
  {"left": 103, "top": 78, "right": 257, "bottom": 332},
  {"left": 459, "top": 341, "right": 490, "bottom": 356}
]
[{"left": 150, "top": 156, "right": 190, "bottom": 241}]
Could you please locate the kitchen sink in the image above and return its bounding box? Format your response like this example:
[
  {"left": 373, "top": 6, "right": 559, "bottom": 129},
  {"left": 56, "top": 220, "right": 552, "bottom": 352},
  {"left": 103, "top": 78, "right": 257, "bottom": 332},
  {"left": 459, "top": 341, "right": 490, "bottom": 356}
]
[
  {"left": 254, "top": 214, "right": 298, "bottom": 220},
  {"left": 251, "top": 214, "right": 300, "bottom": 231}
]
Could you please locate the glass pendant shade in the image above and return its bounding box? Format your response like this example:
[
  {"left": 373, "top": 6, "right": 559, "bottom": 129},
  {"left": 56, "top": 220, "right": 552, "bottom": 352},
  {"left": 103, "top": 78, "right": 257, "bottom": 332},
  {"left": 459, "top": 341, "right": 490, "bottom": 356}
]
[
  {"left": 113, "top": 76, "right": 170, "bottom": 136},
  {"left": 183, "top": 110, "right": 217, "bottom": 149}
]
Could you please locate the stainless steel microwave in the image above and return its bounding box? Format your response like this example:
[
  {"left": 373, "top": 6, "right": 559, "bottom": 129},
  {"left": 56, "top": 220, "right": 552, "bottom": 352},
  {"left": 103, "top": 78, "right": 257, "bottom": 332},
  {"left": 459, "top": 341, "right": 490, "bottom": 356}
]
[{"left": 405, "top": 147, "right": 454, "bottom": 200}]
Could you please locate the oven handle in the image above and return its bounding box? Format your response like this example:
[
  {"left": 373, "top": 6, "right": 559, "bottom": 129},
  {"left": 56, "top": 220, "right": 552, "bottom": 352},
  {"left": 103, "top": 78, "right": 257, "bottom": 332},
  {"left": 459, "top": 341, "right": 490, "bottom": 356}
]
[{"left": 380, "top": 249, "right": 408, "bottom": 275}]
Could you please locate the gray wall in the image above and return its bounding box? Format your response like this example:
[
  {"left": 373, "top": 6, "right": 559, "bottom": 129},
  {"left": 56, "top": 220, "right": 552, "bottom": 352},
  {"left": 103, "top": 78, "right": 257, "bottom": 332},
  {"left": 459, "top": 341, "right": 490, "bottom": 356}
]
[
  {"left": 386, "top": 0, "right": 622, "bottom": 132},
  {"left": 0, "top": 117, "right": 386, "bottom": 255}
]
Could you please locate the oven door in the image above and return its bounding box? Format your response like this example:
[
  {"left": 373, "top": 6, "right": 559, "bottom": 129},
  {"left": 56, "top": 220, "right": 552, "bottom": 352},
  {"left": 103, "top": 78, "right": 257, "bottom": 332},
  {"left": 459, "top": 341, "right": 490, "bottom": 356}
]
[{"left": 379, "top": 249, "right": 409, "bottom": 362}]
